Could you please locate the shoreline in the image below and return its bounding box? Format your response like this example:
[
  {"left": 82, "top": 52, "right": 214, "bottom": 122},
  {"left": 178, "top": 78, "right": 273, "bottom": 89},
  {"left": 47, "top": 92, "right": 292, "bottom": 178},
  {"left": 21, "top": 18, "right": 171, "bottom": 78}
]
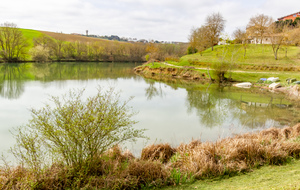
[{"left": 134, "top": 63, "right": 300, "bottom": 101}]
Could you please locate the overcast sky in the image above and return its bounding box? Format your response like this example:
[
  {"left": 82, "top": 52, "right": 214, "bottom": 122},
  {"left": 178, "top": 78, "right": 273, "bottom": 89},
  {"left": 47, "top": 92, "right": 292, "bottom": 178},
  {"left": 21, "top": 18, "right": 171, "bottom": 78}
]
[{"left": 0, "top": 0, "right": 298, "bottom": 42}]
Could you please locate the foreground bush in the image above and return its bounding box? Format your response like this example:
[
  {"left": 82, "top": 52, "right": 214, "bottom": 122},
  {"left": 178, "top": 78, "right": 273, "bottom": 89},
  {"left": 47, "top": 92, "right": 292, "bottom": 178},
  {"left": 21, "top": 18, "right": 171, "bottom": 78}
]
[
  {"left": 10, "top": 87, "right": 146, "bottom": 172},
  {"left": 2, "top": 124, "right": 300, "bottom": 189}
]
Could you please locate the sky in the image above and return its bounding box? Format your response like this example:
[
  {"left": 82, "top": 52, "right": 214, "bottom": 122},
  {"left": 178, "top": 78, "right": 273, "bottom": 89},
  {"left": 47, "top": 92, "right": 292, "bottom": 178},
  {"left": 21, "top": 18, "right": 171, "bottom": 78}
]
[{"left": 0, "top": 0, "right": 299, "bottom": 42}]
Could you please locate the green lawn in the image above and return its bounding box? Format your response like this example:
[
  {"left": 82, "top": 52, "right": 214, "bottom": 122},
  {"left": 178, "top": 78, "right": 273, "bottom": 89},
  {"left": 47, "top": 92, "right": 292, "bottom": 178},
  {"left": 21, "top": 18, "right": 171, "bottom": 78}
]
[
  {"left": 161, "top": 159, "right": 300, "bottom": 190},
  {"left": 178, "top": 44, "right": 300, "bottom": 67}
]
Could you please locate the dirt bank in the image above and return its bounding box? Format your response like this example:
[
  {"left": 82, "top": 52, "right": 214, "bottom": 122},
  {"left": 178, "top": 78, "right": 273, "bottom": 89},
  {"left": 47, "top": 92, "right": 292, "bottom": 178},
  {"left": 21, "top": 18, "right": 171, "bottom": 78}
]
[{"left": 134, "top": 66, "right": 210, "bottom": 81}]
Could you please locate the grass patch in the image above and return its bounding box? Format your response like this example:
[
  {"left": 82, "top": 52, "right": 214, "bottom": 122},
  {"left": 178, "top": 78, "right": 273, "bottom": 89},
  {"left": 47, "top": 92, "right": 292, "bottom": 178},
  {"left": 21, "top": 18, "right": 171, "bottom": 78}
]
[
  {"left": 161, "top": 159, "right": 300, "bottom": 190},
  {"left": 230, "top": 71, "right": 300, "bottom": 84},
  {"left": 20, "top": 28, "right": 43, "bottom": 47}
]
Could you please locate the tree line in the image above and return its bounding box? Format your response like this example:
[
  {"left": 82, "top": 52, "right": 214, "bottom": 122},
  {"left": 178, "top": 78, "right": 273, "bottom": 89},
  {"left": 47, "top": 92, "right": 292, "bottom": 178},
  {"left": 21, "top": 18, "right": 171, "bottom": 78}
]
[
  {"left": 189, "top": 13, "right": 300, "bottom": 61},
  {"left": 0, "top": 23, "right": 188, "bottom": 63}
]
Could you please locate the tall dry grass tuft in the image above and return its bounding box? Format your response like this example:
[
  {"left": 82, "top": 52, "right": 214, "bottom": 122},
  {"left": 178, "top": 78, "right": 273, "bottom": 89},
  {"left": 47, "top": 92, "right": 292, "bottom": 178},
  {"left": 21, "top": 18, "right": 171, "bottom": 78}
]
[
  {"left": 141, "top": 143, "right": 176, "bottom": 163},
  {"left": 171, "top": 124, "right": 300, "bottom": 179}
]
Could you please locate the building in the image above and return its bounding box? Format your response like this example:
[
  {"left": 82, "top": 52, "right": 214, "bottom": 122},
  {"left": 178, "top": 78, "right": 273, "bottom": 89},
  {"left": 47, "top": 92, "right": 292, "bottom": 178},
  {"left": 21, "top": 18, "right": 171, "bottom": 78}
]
[
  {"left": 249, "top": 35, "right": 272, "bottom": 44},
  {"left": 278, "top": 11, "right": 300, "bottom": 21}
]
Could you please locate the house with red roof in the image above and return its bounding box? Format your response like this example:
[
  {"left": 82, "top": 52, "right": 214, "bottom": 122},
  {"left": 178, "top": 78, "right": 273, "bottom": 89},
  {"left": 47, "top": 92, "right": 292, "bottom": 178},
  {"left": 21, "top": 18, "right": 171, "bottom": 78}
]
[{"left": 278, "top": 11, "right": 300, "bottom": 21}]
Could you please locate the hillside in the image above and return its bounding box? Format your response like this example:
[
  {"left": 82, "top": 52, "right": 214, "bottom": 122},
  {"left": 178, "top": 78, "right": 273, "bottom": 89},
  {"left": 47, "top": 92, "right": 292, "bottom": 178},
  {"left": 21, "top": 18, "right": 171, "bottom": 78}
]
[
  {"left": 40, "top": 30, "right": 112, "bottom": 43},
  {"left": 20, "top": 28, "right": 116, "bottom": 46},
  {"left": 174, "top": 44, "right": 300, "bottom": 68}
]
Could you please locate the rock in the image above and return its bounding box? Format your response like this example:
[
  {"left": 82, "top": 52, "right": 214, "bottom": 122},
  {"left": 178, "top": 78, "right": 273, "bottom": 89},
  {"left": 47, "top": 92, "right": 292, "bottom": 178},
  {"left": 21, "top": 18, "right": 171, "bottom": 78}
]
[
  {"left": 290, "top": 85, "right": 300, "bottom": 98},
  {"left": 269, "top": 82, "right": 281, "bottom": 89},
  {"left": 267, "top": 77, "right": 279, "bottom": 82},
  {"left": 234, "top": 82, "right": 252, "bottom": 88}
]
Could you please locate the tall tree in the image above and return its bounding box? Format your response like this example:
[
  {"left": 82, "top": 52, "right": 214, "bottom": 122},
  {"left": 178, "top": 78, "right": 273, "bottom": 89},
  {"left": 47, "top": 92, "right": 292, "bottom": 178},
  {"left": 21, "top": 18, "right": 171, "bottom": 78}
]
[
  {"left": 247, "top": 14, "right": 274, "bottom": 44},
  {"left": 189, "top": 26, "right": 210, "bottom": 55},
  {"left": 205, "top": 12, "right": 226, "bottom": 51},
  {"left": 0, "top": 23, "right": 29, "bottom": 62}
]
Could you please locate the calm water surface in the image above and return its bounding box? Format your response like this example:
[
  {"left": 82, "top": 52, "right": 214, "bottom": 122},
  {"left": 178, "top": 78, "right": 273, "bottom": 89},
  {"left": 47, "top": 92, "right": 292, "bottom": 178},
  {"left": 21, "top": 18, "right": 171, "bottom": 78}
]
[{"left": 0, "top": 62, "right": 299, "bottom": 157}]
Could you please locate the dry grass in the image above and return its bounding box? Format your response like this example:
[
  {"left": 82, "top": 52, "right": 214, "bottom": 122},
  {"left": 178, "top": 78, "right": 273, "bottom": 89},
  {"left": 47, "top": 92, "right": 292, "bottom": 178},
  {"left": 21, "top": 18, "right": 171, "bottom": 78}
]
[
  {"left": 141, "top": 143, "right": 176, "bottom": 163},
  {"left": 2, "top": 124, "right": 300, "bottom": 189},
  {"left": 171, "top": 124, "right": 300, "bottom": 180},
  {"left": 40, "top": 31, "right": 111, "bottom": 43}
]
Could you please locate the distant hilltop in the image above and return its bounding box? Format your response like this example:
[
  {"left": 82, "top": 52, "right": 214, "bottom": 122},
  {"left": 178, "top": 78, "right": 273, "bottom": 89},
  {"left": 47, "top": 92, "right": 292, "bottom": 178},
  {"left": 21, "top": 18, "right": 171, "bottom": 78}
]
[{"left": 70, "top": 33, "right": 183, "bottom": 44}]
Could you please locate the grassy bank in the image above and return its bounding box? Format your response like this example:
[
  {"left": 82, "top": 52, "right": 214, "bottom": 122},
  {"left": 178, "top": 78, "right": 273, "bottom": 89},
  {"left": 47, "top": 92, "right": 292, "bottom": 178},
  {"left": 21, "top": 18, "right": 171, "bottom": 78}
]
[
  {"left": 1, "top": 124, "right": 300, "bottom": 189},
  {"left": 177, "top": 44, "right": 300, "bottom": 68},
  {"left": 136, "top": 44, "right": 300, "bottom": 86},
  {"left": 161, "top": 159, "right": 300, "bottom": 190}
]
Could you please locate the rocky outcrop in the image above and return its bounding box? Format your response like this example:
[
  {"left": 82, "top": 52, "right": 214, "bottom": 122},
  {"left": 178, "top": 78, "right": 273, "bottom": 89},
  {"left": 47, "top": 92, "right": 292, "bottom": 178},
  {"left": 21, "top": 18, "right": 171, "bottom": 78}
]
[{"left": 288, "top": 85, "right": 300, "bottom": 100}]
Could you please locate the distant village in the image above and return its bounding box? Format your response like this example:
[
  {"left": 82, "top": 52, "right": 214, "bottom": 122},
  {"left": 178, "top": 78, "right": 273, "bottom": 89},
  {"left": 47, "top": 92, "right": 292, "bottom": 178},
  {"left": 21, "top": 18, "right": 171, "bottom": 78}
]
[{"left": 70, "top": 30, "right": 182, "bottom": 44}]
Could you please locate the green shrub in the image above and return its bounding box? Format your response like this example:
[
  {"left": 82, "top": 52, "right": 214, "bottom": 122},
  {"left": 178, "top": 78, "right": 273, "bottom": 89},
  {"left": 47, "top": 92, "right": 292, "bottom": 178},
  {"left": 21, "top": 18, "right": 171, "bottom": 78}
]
[{"left": 11, "top": 87, "right": 146, "bottom": 171}]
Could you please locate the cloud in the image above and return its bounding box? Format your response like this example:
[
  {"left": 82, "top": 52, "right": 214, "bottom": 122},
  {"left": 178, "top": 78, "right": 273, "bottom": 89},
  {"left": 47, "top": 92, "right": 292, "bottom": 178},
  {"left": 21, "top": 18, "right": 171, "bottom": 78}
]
[{"left": 0, "top": 0, "right": 299, "bottom": 42}]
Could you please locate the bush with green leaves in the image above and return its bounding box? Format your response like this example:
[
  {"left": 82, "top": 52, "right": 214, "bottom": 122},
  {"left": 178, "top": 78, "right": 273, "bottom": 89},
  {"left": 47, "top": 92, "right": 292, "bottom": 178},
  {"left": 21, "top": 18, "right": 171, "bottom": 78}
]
[
  {"left": 11, "top": 87, "right": 146, "bottom": 171},
  {"left": 212, "top": 45, "right": 241, "bottom": 83}
]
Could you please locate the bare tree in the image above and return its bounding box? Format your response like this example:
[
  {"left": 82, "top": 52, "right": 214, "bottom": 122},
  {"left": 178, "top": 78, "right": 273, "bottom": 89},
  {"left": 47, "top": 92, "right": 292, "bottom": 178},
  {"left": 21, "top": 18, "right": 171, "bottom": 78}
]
[
  {"left": 269, "top": 23, "right": 289, "bottom": 60},
  {"left": 188, "top": 26, "right": 210, "bottom": 55},
  {"left": 0, "top": 23, "right": 29, "bottom": 62},
  {"left": 247, "top": 14, "right": 274, "bottom": 44},
  {"left": 205, "top": 12, "right": 226, "bottom": 51},
  {"left": 233, "top": 28, "right": 249, "bottom": 58}
]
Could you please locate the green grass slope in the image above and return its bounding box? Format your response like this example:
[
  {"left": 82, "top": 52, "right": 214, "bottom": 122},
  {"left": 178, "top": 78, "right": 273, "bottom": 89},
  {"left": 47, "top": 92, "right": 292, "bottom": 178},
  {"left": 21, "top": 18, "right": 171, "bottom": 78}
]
[
  {"left": 178, "top": 44, "right": 300, "bottom": 67},
  {"left": 20, "top": 28, "right": 44, "bottom": 47}
]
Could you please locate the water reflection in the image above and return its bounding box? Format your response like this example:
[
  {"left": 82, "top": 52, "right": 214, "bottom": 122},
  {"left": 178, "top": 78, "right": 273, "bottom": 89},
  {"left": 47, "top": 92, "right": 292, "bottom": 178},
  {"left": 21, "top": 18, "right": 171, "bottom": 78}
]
[
  {"left": 0, "top": 62, "right": 138, "bottom": 99},
  {"left": 0, "top": 64, "right": 30, "bottom": 99},
  {"left": 141, "top": 76, "right": 300, "bottom": 130},
  {"left": 185, "top": 84, "right": 299, "bottom": 129},
  {"left": 144, "top": 79, "right": 165, "bottom": 100}
]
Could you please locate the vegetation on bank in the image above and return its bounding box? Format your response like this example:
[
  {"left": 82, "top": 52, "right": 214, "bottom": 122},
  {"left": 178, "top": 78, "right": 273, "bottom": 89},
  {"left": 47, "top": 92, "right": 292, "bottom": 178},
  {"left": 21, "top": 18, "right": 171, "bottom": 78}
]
[
  {"left": 0, "top": 23, "right": 187, "bottom": 63},
  {"left": 136, "top": 44, "right": 300, "bottom": 85},
  {"left": 2, "top": 122, "right": 300, "bottom": 189}
]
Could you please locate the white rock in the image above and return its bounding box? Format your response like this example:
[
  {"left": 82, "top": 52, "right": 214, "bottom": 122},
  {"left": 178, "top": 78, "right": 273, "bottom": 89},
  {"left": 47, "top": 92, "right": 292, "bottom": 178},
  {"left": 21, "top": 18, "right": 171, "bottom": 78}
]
[
  {"left": 234, "top": 82, "right": 252, "bottom": 88},
  {"left": 269, "top": 82, "right": 281, "bottom": 89},
  {"left": 267, "top": 77, "right": 279, "bottom": 82}
]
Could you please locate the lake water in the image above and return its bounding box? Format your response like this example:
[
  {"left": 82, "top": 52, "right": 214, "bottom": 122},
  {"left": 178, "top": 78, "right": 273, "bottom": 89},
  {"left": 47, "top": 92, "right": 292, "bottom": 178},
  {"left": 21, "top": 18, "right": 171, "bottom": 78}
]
[{"left": 0, "top": 62, "right": 299, "bottom": 157}]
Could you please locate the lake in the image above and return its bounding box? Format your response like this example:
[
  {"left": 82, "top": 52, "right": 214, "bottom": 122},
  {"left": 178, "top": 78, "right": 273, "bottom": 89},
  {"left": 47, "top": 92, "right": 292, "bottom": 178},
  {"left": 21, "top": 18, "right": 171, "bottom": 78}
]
[{"left": 0, "top": 62, "right": 299, "bottom": 158}]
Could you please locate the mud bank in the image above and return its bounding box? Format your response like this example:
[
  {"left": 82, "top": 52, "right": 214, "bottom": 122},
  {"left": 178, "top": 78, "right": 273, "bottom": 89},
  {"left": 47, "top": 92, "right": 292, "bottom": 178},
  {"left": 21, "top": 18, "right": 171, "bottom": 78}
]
[{"left": 134, "top": 66, "right": 210, "bottom": 81}]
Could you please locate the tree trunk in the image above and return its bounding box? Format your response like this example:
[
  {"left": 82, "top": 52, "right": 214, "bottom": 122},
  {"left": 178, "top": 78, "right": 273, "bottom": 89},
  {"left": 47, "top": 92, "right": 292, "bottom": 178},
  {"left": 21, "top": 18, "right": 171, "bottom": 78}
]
[
  {"left": 207, "top": 67, "right": 212, "bottom": 81},
  {"left": 274, "top": 48, "right": 278, "bottom": 60}
]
